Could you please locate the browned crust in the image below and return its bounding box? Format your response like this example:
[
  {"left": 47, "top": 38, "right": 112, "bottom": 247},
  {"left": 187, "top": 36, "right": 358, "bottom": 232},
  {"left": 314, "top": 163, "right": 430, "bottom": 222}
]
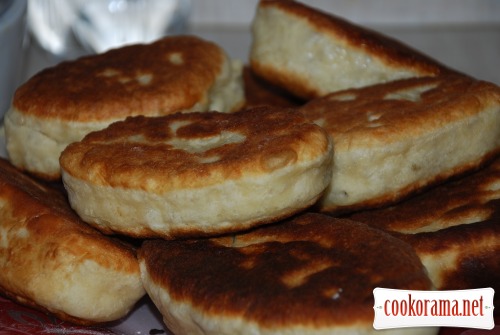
[
  {"left": 300, "top": 74, "right": 499, "bottom": 146},
  {"left": 258, "top": 0, "right": 452, "bottom": 75},
  {"left": 345, "top": 158, "right": 500, "bottom": 295},
  {"left": 60, "top": 106, "right": 331, "bottom": 191},
  {"left": 347, "top": 158, "right": 500, "bottom": 232},
  {"left": 139, "top": 213, "right": 432, "bottom": 328},
  {"left": 0, "top": 158, "right": 140, "bottom": 325},
  {"left": 321, "top": 150, "right": 500, "bottom": 216},
  {"left": 300, "top": 74, "right": 500, "bottom": 214},
  {"left": 242, "top": 66, "right": 305, "bottom": 109},
  {"left": 251, "top": 0, "right": 456, "bottom": 99},
  {"left": 249, "top": 61, "right": 321, "bottom": 101},
  {"left": 13, "top": 35, "right": 225, "bottom": 121},
  {"left": 399, "top": 220, "right": 500, "bottom": 310}
]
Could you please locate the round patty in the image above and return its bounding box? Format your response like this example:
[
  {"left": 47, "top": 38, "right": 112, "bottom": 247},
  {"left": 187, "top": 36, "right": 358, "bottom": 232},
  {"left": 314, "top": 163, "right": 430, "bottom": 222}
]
[
  {"left": 139, "top": 213, "right": 435, "bottom": 335},
  {"left": 5, "top": 35, "right": 244, "bottom": 179},
  {"left": 60, "top": 106, "right": 333, "bottom": 239}
]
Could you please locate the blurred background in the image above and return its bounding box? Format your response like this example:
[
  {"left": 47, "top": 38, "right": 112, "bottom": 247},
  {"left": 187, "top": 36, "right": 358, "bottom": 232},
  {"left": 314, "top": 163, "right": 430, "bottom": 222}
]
[
  {"left": 23, "top": 0, "right": 500, "bottom": 83},
  {"left": 1, "top": 0, "right": 500, "bottom": 118},
  {"left": 191, "top": 0, "right": 500, "bottom": 26}
]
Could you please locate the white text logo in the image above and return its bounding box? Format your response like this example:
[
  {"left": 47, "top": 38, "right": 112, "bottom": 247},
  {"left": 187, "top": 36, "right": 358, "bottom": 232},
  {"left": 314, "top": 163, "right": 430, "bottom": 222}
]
[{"left": 373, "top": 288, "right": 495, "bottom": 329}]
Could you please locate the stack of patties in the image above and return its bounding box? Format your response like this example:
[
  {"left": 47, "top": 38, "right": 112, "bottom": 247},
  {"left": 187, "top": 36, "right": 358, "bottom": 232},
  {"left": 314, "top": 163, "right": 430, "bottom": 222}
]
[
  {"left": 247, "top": 0, "right": 500, "bottom": 312},
  {"left": 346, "top": 157, "right": 500, "bottom": 306},
  {"left": 250, "top": 0, "right": 500, "bottom": 214},
  {"left": 4, "top": 35, "right": 245, "bottom": 180},
  {"left": 247, "top": 0, "right": 500, "bottom": 321},
  {"left": 55, "top": 1, "right": 496, "bottom": 334},
  {"left": 0, "top": 157, "right": 145, "bottom": 325},
  {"left": 2, "top": 0, "right": 498, "bottom": 334},
  {"left": 56, "top": 106, "right": 437, "bottom": 334}
]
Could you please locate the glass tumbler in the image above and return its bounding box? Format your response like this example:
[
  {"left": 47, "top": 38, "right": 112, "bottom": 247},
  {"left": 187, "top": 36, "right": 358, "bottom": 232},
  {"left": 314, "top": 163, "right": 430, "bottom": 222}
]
[{"left": 27, "top": 0, "right": 191, "bottom": 56}]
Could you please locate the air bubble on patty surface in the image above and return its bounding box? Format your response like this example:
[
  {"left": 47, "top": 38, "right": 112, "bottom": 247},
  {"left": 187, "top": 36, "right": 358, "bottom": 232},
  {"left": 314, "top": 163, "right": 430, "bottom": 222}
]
[
  {"left": 168, "top": 52, "right": 184, "bottom": 65},
  {"left": 167, "top": 131, "right": 246, "bottom": 154},
  {"left": 384, "top": 83, "right": 438, "bottom": 102}
]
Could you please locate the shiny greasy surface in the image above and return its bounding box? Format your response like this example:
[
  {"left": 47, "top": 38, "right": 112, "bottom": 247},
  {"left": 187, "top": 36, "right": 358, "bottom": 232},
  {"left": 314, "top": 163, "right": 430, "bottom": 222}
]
[
  {"left": 0, "top": 158, "right": 140, "bottom": 325},
  {"left": 13, "top": 36, "right": 224, "bottom": 121},
  {"left": 140, "top": 213, "right": 432, "bottom": 328},
  {"left": 60, "top": 106, "right": 331, "bottom": 190},
  {"left": 348, "top": 158, "right": 500, "bottom": 293},
  {"left": 300, "top": 74, "right": 500, "bottom": 147}
]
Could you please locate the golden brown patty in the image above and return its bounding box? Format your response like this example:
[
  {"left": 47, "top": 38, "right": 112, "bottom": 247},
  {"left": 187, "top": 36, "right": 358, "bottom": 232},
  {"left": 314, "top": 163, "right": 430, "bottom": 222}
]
[
  {"left": 5, "top": 35, "right": 244, "bottom": 180},
  {"left": 139, "top": 213, "right": 436, "bottom": 335},
  {"left": 60, "top": 106, "right": 333, "bottom": 239},
  {"left": 299, "top": 74, "right": 500, "bottom": 214},
  {"left": 347, "top": 158, "right": 500, "bottom": 299},
  {"left": 0, "top": 158, "right": 145, "bottom": 325},
  {"left": 250, "top": 0, "right": 453, "bottom": 99}
]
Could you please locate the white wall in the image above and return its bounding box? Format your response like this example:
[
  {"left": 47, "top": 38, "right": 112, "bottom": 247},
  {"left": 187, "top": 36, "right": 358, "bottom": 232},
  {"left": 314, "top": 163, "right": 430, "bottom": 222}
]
[{"left": 189, "top": 0, "right": 500, "bottom": 28}]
